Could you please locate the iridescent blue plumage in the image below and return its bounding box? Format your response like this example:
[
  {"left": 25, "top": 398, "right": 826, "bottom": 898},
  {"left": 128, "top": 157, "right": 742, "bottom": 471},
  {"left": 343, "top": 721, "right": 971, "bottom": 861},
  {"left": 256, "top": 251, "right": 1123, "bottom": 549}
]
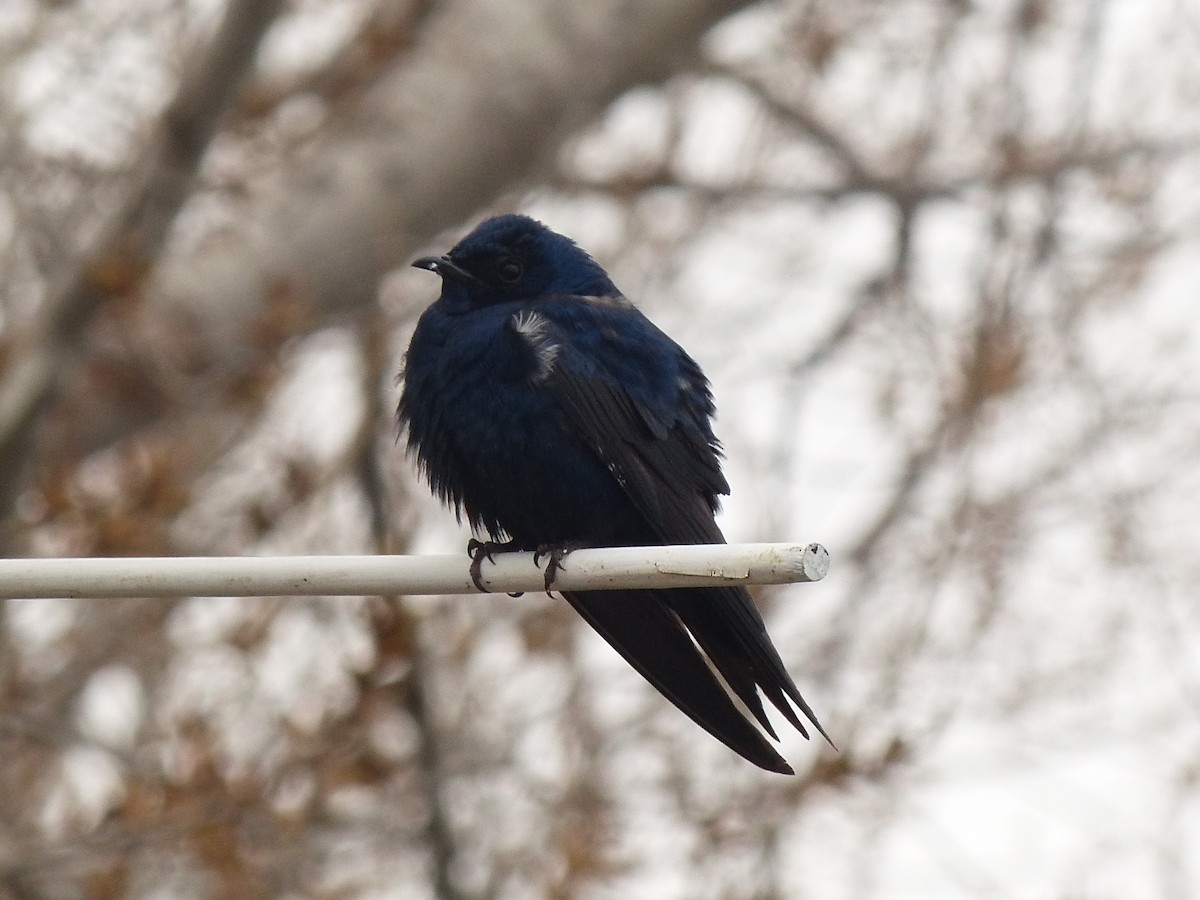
[{"left": 398, "top": 214, "right": 830, "bottom": 773}]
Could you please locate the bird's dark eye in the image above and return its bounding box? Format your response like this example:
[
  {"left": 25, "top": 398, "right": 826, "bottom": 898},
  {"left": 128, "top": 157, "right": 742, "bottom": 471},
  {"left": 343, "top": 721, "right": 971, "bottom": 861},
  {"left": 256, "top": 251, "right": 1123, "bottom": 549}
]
[{"left": 497, "top": 259, "right": 523, "bottom": 282}]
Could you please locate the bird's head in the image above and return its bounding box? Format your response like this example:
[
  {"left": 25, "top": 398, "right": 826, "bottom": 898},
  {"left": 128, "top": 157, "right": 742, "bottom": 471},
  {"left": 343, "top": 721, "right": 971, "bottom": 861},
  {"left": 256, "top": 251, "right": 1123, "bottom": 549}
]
[{"left": 412, "top": 215, "right": 619, "bottom": 310}]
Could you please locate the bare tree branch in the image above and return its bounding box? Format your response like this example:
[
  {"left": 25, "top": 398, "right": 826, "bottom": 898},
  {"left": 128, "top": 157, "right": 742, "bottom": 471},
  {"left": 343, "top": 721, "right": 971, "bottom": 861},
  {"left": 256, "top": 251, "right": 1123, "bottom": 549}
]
[{"left": 0, "top": 0, "right": 287, "bottom": 525}]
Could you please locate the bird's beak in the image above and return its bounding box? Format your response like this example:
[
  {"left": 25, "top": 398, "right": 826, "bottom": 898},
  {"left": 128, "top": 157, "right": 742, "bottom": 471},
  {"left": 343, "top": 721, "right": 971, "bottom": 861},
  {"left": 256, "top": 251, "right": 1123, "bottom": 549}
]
[{"left": 412, "top": 255, "right": 477, "bottom": 283}]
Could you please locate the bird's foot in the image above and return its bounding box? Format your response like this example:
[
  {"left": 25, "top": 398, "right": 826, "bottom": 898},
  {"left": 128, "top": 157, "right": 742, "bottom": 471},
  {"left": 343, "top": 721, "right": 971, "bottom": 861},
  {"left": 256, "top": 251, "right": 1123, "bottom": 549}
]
[
  {"left": 532, "top": 541, "right": 586, "bottom": 593},
  {"left": 467, "top": 538, "right": 522, "bottom": 592}
]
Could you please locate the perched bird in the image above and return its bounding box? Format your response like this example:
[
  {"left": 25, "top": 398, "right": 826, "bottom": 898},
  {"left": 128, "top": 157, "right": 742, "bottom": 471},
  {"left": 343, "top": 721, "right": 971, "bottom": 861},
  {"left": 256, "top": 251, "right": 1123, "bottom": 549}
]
[{"left": 398, "top": 214, "right": 830, "bottom": 773}]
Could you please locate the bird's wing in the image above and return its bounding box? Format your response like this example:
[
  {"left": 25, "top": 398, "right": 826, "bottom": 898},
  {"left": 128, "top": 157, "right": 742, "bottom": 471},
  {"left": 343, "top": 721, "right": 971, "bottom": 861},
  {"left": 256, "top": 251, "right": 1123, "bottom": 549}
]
[
  {"left": 549, "top": 362, "right": 728, "bottom": 542},
  {"left": 535, "top": 303, "right": 832, "bottom": 763}
]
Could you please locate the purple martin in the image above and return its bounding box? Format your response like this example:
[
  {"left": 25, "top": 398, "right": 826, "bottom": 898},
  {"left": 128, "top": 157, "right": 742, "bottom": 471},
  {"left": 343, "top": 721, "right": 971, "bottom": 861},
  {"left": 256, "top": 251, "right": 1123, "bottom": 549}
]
[{"left": 398, "top": 215, "right": 830, "bottom": 773}]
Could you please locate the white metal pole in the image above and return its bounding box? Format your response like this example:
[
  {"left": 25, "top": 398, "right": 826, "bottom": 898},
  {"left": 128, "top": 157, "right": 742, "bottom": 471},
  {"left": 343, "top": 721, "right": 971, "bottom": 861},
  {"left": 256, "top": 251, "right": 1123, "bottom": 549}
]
[{"left": 0, "top": 542, "right": 829, "bottom": 599}]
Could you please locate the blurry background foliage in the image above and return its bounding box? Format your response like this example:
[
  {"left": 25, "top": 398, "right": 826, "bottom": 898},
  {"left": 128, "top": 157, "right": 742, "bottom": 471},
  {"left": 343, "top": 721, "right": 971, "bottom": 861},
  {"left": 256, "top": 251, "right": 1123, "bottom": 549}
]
[{"left": 0, "top": 0, "right": 1198, "bottom": 898}]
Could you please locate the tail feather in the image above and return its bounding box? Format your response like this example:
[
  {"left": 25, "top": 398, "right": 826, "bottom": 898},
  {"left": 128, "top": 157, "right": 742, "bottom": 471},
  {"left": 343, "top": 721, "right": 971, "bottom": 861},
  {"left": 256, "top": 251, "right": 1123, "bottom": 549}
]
[
  {"left": 669, "top": 585, "right": 834, "bottom": 747},
  {"left": 562, "top": 587, "right": 804, "bottom": 774}
]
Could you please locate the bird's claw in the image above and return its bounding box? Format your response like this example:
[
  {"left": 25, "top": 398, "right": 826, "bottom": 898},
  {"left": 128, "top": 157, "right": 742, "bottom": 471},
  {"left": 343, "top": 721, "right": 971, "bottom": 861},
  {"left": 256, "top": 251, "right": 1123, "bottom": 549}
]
[
  {"left": 533, "top": 542, "right": 584, "bottom": 593},
  {"left": 468, "top": 538, "right": 579, "bottom": 594},
  {"left": 466, "top": 539, "right": 492, "bottom": 591},
  {"left": 467, "top": 538, "right": 520, "bottom": 592}
]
